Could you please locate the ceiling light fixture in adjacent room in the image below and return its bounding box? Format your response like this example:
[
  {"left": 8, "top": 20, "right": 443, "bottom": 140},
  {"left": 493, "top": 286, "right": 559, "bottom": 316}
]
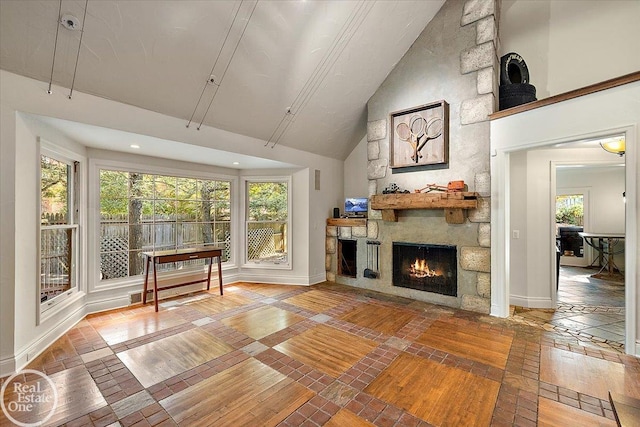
[
  {"left": 600, "top": 136, "right": 625, "bottom": 156},
  {"left": 130, "top": 144, "right": 140, "bottom": 149}
]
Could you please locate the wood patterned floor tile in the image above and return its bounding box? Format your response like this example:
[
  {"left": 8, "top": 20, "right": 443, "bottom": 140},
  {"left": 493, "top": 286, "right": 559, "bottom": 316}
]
[
  {"left": 221, "top": 305, "right": 305, "bottom": 340},
  {"left": 117, "top": 328, "right": 233, "bottom": 388},
  {"left": 416, "top": 319, "right": 513, "bottom": 369},
  {"left": 160, "top": 358, "right": 313, "bottom": 426},
  {"left": 283, "top": 289, "right": 351, "bottom": 312},
  {"left": 91, "top": 310, "right": 186, "bottom": 345},
  {"left": 184, "top": 293, "right": 254, "bottom": 315},
  {"left": 274, "top": 324, "right": 377, "bottom": 377},
  {"left": 540, "top": 346, "right": 640, "bottom": 401},
  {"left": 324, "top": 409, "right": 376, "bottom": 427},
  {"left": 231, "top": 282, "right": 300, "bottom": 297},
  {"left": 365, "top": 352, "right": 499, "bottom": 426},
  {"left": 538, "top": 397, "right": 616, "bottom": 426},
  {"left": 26, "top": 334, "right": 77, "bottom": 370},
  {"left": 338, "top": 303, "right": 415, "bottom": 335},
  {"left": 1, "top": 365, "right": 106, "bottom": 426}
]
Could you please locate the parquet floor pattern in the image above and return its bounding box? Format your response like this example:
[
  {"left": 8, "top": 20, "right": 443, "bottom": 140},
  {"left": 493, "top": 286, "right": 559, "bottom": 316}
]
[{"left": 2, "top": 281, "right": 639, "bottom": 426}]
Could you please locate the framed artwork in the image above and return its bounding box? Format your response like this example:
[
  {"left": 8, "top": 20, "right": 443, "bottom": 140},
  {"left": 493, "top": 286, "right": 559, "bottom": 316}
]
[{"left": 390, "top": 100, "right": 449, "bottom": 169}]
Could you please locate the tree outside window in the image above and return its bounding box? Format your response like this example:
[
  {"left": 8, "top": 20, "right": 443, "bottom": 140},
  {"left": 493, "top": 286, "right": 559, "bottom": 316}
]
[
  {"left": 246, "top": 180, "right": 289, "bottom": 265},
  {"left": 99, "top": 170, "right": 231, "bottom": 280}
]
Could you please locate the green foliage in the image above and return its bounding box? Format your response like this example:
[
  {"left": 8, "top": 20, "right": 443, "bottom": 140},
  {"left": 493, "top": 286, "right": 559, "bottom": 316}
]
[
  {"left": 556, "top": 204, "right": 584, "bottom": 225},
  {"left": 41, "top": 155, "right": 69, "bottom": 217},
  {"left": 247, "top": 182, "right": 288, "bottom": 222},
  {"left": 99, "top": 170, "right": 128, "bottom": 214},
  {"left": 99, "top": 170, "right": 231, "bottom": 219}
]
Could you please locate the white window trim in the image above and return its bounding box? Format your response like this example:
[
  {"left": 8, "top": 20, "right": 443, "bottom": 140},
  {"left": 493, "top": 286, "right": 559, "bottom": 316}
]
[
  {"left": 88, "top": 158, "right": 239, "bottom": 293},
  {"left": 38, "top": 138, "right": 87, "bottom": 325},
  {"left": 241, "top": 176, "right": 292, "bottom": 270}
]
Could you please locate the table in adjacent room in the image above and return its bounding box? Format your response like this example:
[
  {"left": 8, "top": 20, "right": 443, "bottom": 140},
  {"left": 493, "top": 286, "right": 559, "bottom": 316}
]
[{"left": 578, "top": 232, "right": 625, "bottom": 280}]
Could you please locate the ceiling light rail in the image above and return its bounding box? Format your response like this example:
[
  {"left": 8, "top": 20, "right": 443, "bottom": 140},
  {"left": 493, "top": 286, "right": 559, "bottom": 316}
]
[
  {"left": 68, "top": 0, "right": 89, "bottom": 99},
  {"left": 47, "top": 0, "right": 63, "bottom": 95},
  {"left": 265, "top": 0, "right": 373, "bottom": 148},
  {"left": 186, "top": 0, "right": 259, "bottom": 130},
  {"left": 186, "top": 0, "right": 243, "bottom": 128},
  {"left": 46, "top": 0, "right": 88, "bottom": 98}
]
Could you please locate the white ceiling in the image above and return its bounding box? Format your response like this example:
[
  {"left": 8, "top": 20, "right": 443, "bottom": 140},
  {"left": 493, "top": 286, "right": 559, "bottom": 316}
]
[{"left": 0, "top": 0, "right": 444, "bottom": 163}]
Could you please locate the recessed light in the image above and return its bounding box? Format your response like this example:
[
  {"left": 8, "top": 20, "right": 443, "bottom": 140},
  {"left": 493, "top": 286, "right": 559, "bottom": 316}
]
[
  {"left": 232, "top": 162, "right": 240, "bottom": 165},
  {"left": 130, "top": 144, "right": 140, "bottom": 149}
]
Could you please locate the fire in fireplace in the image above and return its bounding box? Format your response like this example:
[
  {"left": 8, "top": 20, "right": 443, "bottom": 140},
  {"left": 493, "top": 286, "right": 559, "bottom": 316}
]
[{"left": 393, "top": 242, "right": 457, "bottom": 296}]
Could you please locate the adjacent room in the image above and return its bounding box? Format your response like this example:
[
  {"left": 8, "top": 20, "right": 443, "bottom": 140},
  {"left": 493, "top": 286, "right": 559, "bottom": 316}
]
[{"left": 1, "top": 0, "right": 639, "bottom": 426}]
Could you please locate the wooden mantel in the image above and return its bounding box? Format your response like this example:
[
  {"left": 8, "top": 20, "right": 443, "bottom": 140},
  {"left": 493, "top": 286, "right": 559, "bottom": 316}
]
[{"left": 370, "top": 192, "right": 478, "bottom": 224}]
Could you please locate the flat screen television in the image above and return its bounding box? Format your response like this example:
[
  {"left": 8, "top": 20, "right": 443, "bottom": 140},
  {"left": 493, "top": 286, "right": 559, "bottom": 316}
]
[{"left": 345, "top": 197, "right": 368, "bottom": 215}]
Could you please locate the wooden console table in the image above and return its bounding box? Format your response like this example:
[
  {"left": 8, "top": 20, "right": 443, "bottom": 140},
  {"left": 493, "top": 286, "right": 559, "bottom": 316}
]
[{"left": 142, "top": 247, "right": 223, "bottom": 312}]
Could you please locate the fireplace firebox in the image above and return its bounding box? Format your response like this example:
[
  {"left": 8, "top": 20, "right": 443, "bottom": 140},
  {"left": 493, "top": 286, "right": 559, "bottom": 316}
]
[
  {"left": 392, "top": 242, "right": 457, "bottom": 296},
  {"left": 338, "top": 239, "right": 357, "bottom": 278}
]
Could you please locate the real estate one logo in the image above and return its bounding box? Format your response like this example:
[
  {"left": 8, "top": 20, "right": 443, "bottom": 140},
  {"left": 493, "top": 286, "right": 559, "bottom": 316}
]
[{"left": 1, "top": 369, "right": 58, "bottom": 427}]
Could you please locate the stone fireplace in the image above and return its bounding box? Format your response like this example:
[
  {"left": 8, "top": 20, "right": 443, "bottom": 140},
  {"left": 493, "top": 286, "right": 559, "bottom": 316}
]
[
  {"left": 392, "top": 242, "right": 457, "bottom": 296},
  {"left": 326, "top": 0, "right": 496, "bottom": 314}
]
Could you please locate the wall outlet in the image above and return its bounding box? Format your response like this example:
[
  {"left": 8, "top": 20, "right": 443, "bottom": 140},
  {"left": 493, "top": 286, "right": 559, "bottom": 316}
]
[{"left": 512, "top": 230, "right": 520, "bottom": 239}]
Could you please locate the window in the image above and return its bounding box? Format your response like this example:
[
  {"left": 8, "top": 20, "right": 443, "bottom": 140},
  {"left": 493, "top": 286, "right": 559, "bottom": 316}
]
[
  {"left": 245, "top": 179, "right": 290, "bottom": 266},
  {"left": 40, "top": 153, "right": 79, "bottom": 313},
  {"left": 99, "top": 170, "right": 231, "bottom": 280}
]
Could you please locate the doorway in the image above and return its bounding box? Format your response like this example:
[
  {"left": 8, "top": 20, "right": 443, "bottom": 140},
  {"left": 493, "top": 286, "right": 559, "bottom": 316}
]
[
  {"left": 490, "top": 82, "right": 638, "bottom": 356},
  {"left": 552, "top": 160, "right": 626, "bottom": 349}
]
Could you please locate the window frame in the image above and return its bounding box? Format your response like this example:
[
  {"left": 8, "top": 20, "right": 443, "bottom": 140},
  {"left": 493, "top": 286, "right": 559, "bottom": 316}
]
[
  {"left": 38, "top": 140, "right": 85, "bottom": 324},
  {"left": 89, "top": 159, "right": 238, "bottom": 292},
  {"left": 242, "top": 176, "right": 292, "bottom": 269}
]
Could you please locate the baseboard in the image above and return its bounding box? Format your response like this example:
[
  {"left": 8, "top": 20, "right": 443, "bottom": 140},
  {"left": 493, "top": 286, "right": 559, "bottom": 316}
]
[
  {"left": 239, "top": 272, "right": 312, "bottom": 286},
  {"left": 307, "top": 272, "right": 327, "bottom": 285},
  {"left": 491, "top": 303, "right": 509, "bottom": 318},
  {"left": 11, "top": 302, "right": 87, "bottom": 375},
  {"left": 509, "top": 294, "right": 554, "bottom": 309},
  {"left": 0, "top": 355, "right": 15, "bottom": 378}
]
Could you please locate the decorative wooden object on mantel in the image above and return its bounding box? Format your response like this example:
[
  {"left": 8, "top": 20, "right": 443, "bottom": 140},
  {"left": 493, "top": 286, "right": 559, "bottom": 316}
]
[
  {"left": 326, "top": 218, "right": 367, "bottom": 227},
  {"left": 370, "top": 192, "right": 478, "bottom": 224}
]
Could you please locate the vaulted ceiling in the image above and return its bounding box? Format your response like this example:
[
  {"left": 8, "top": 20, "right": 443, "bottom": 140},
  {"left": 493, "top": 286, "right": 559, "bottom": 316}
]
[{"left": 0, "top": 0, "right": 444, "bottom": 161}]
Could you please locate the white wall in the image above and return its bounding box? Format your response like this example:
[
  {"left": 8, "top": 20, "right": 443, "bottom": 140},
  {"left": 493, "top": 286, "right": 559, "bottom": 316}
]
[
  {"left": 508, "top": 150, "right": 528, "bottom": 303},
  {"left": 0, "top": 105, "right": 17, "bottom": 373},
  {"left": 0, "top": 70, "right": 343, "bottom": 375},
  {"left": 491, "top": 79, "right": 639, "bottom": 354},
  {"left": 343, "top": 135, "right": 368, "bottom": 200},
  {"left": 500, "top": 0, "right": 640, "bottom": 98}
]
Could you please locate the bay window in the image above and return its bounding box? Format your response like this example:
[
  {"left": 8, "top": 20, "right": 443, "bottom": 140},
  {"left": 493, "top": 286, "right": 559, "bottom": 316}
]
[{"left": 99, "top": 170, "right": 231, "bottom": 280}]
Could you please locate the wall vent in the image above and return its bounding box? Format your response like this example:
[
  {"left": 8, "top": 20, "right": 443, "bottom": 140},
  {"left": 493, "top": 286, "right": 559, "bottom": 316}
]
[{"left": 129, "top": 290, "right": 153, "bottom": 305}]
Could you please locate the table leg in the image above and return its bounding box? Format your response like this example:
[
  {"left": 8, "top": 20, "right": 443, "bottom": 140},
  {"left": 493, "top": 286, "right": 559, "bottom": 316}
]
[
  {"left": 143, "top": 256, "right": 150, "bottom": 304},
  {"left": 218, "top": 256, "right": 223, "bottom": 295},
  {"left": 206, "top": 258, "right": 212, "bottom": 291},
  {"left": 608, "top": 238, "right": 615, "bottom": 275},
  {"left": 153, "top": 260, "right": 159, "bottom": 312}
]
